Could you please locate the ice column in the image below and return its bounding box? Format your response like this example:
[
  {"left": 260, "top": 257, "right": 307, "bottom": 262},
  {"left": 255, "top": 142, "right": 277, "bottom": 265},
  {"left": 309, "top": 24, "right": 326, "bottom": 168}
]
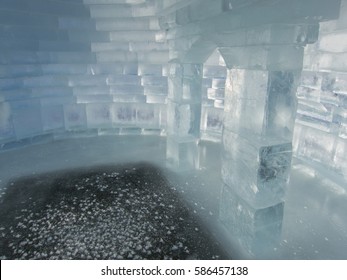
[
  {"left": 166, "top": 62, "right": 202, "bottom": 170},
  {"left": 218, "top": 24, "right": 315, "bottom": 255}
]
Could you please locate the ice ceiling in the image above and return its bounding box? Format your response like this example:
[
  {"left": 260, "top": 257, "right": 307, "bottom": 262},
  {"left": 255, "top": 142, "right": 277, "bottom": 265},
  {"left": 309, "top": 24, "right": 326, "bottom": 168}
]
[{"left": 0, "top": 0, "right": 346, "bottom": 259}]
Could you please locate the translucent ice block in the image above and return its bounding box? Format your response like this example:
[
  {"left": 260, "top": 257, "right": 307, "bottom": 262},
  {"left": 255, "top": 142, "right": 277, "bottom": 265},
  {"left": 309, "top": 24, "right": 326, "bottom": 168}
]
[
  {"left": 58, "top": 17, "right": 95, "bottom": 30},
  {"left": 38, "top": 41, "right": 90, "bottom": 52},
  {"left": 95, "top": 18, "right": 151, "bottom": 31},
  {"left": 41, "top": 64, "right": 90, "bottom": 75},
  {"left": 200, "top": 106, "right": 223, "bottom": 132},
  {"left": 123, "top": 63, "right": 138, "bottom": 75},
  {"left": 212, "top": 78, "right": 225, "bottom": 89},
  {"left": 336, "top": 108, "right": 347, "bottom": 139},
  {"left": 76, "top": 94, "right": 113, "bottom": 104},
  {"left": 224, "top": 69, "right": 299, "bottom": 141},
  {"left": 112, "top": 103, "right": 136, "bottom": 125},
  {"left": 203, "top": 65, "right": 227, "bottom": 78},
  {"left": 38, "top": 51, "right": 96, "bottom": 64},
  {"left": 219, "top": 185, "right": 284, "bottom": 256},
  {"left": 224, "top": 69, "right": 268, "bottom": 135},
  {"left": 219, "top": 45, "right": 304, "bottom": 71},
  {"left": 112, "top": 94, "right": 146, "bottom": 103},
  {"left": 63, "top": 104, "right": 87, "bottom": 130},
  {"left": 294, "top": 124, "right": 336, "bottom": 167},
  {"left": 110, "top": 31, "right": 158, "bottom": 42},
  {"left": 222, "top": 129, "right": 292, "bottom": 208},
  {"left": 141, "top": 76, "right": 167, "bottom": 87},
  {"left": 334, "top": 138, "right": 347, "bottom": 179},
  {"left": 138, "top": 64, "right": 162, "bottom": 76},
  {"left": 145, "top": 95, "right": 167, "bottom": 104},
  {"left": 106, "top": 75, "right": 141, "bottom": 85},
  {"left": 296, "top": 87, "right": 321, "bottom": 103},
  {"left": 319, "top": 31, "right": 347, "bottom": 53},
  {"left": 11, "top": 100, "right": 42, "bottom": 139},
  {"left": 297, "top": 100, "right": 334, "bottom": 123},
  {"left": 89, "top": 63, "right": 124, "bottom": 75},
  {"left": 23, "top": 75, "right": 68, "bottom": 88},
  {"left": 89, "top": 4, "right": 132, "bottom": 18},
  {"left": 132, "top": 2, "right": 157, "bottom": 17},
  {"left": 91, "top": 42, "right": 129, "bottom": 52},
  {"left": 168, "top": 63, "right": 202, "bottom": 103},
  {"left": 207, "top": 88, "right": 225, "bottom": 100},
  {"left": 41, "top": 105, "right": 64, "bottom": 131},
  {"left": 96, "top": 51, "right": 137, "bottom": 63},
  {"left": 137, "top": 51, "right": 169, "bottom": 64},
  {"left": 167, "top": 101, "right": 201, "bottom": 138},
  {"left": 0, "top": 64, "right": 41, "bottom": 78},
  {"left": 73, "top": 86, "right": 110, "bottom": 96},
  {"left": 68, "top": 75, "right": 108, "bottom": 87},
  {"left": 0, "top": 78, "right": 22, "bottom": 90},
  {"left": 30, "top": 87, "right": 73, "bottom": 99},
  {"left": 300, "top": 71, "right": 323, "bottom": 90},
  {"left": 86, "top": 103, "right": 113, "bottom": 128},
  {"left": 322, "top": 72, "right": 347, "bottom": 95},
  {"left": 110, "top": 85, "right": 144, "bottom": 95},
  {"left": 129, "top": 42, "right": 168, "bottom": 52},
  {"left": 0, "top": 51, "right": 38, "bottom": 64},
  {"left": 40, "top": 96, "right": 74, "bottom": 106},
  {"left": 143, "top": 86, "right": 168, "bottom": 96},
  {"left": 214, "top": 99, "right": 224, "bottom": 108},
  {"left": 136, "top": 104, "right": 161, "bottom": 128},
  {"left": 166, "top": 136, "right": 199, "bottom": 170},
  {"left": 0, "top": 102, "right": 14, "bottom": 141}
]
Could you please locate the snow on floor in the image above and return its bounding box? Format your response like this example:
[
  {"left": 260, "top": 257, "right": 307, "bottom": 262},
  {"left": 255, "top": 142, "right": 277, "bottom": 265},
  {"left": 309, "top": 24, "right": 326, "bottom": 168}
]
[{"left": 0, "top": 164, "right": 226, "bottom": 260}]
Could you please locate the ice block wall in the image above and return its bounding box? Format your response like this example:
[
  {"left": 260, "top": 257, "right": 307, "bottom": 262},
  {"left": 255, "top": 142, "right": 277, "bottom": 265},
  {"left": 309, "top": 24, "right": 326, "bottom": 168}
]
[
  {"left": 0, "top": 0, "right": 345, "bottom": 258},
  {"left": 200, "top": 50, "right": 226, "bottom": 142},
  {"left": 157, "top": 0, "right": 342, "bottom": 256},
  {"left": 293, "top": 0, "right": 347, "bottom": 183},
  {"left": 0, "top": 0, "right": 169, "bottom": 150}
]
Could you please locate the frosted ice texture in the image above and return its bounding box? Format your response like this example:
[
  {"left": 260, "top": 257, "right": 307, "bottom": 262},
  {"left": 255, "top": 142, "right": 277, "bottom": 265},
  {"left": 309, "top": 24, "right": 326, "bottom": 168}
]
[
  {"left": 222, "top": 129, "right": 292, "bottom": 208},
  {"left": 167, "top": 63, "right": 202, "bottom": 139},
  {"left": 201, "top": 107, "right": 223, "bottom": 133},
  {"left": 167, "top": 102, "right": 200, "bottom": 138},
  {"left": 224, "top": 69, "right": 299, "bottom": 142},
  {"left": 294, "top": 70, "right": 347, "bottom": 180},
  {"left": 219, "top": 185, "right": 284, "bottom": 256},
  {"left": 168, "top": 63, "right": 202, "bottom": 103}
]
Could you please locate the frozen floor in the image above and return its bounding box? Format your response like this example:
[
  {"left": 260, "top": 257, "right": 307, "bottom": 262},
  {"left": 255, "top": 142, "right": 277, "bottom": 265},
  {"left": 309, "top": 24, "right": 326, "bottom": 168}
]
[
  {"left": 0, "top": 163, "right": 226, "bottom": 260},
  {"left": 0, "top": 135, "right": 346, "bottom": 259}
]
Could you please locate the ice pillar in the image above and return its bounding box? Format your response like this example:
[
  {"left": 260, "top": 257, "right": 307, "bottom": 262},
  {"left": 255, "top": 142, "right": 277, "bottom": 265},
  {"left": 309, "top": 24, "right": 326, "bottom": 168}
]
[
  {"left": 218, "top": 26, "right": 309, "bottom": 256},
  {"left": 166, "top": 62, "right": 203, "bottom": 170}
]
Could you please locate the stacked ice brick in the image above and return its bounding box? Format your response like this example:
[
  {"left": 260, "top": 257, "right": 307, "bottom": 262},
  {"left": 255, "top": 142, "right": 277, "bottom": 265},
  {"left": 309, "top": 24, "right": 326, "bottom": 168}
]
[
  {"left": 200, "top": 50, "right": 226, "bottom": 142},
  {"left": 156, "top": 0, "right": 342, "bottom": 256},
  {"left": 294, "top": 3, "right": 347, "bottom": 183},
  {"left": 0, "top": 0, "right": 169, "bottom": 149},
  {"left": 0, "top": 0, "right": 91, "bottom": 145},
  {"left": 161, "top": 0, "right": 233, "bottom": 169}
]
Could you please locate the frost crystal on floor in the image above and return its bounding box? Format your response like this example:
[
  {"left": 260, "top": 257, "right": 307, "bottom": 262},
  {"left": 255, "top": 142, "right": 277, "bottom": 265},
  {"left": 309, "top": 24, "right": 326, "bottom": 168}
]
[{"left": 0, "top": 164, "right": 225, "bottom": 260}]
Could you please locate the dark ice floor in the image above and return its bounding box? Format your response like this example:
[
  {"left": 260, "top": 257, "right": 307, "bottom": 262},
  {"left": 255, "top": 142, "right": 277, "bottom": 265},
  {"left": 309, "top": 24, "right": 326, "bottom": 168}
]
[
  {"left": 0, "top": 136, "right": 346, "bottom": 259},
  {"left": 0, "top": 163, "right": 227, "bottom": 260}
]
